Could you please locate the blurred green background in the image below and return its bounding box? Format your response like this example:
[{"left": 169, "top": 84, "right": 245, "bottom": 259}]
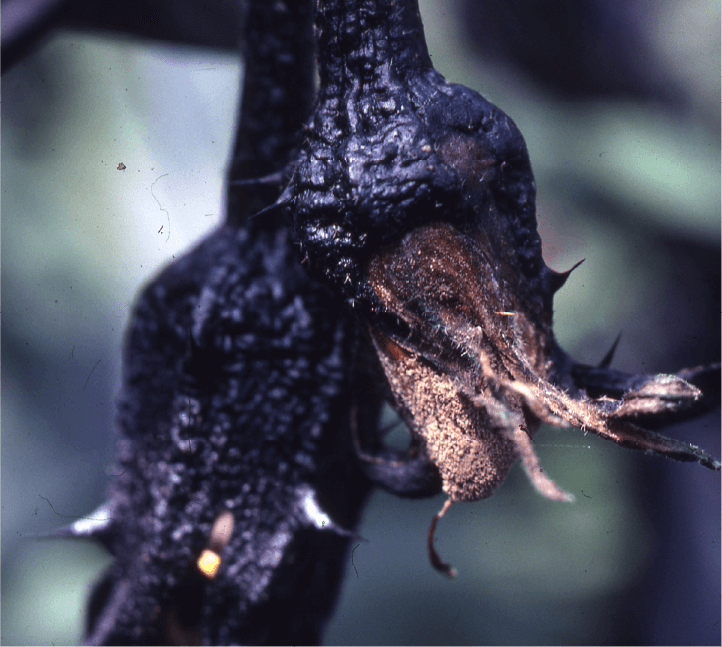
[{"left": 2, "top": 0, "right": 719, "bottom": 644}]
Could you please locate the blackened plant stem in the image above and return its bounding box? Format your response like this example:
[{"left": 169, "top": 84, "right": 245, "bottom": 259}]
[
  {"left": 315, "top": 0, "right": 431, "bottom": 91},
  {"left": 227, "top": 0, "right": 315, "bottom": 224}
]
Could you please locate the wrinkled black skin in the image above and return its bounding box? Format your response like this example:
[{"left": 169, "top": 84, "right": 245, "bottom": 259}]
[
  {"left": 285, "top": 0, "right": 583, "bottom": 463},
  {"left": 88, "top": 222, "right": 371, "bottom": 645},
  {"left": 288, "top": 0, "right": 549, "bottom": 315},
  {"left": 285, "top": 0, "right": 720, "bottom": 472},
  {"left": 79, "top": 1, "right": 436, "bottom": 644},
  {"left": 286, "top": 0, "right": 581, "bottom": 403}
]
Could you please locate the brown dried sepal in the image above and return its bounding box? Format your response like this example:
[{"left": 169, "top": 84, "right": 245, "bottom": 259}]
[
  {"left": 365, "top": 221, "right": 720, "bottom": 574},
  {"left": 370, "top": 328, "right": 520, "bottom": 503}
]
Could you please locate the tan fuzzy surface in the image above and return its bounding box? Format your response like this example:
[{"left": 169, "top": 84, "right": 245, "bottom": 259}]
[{"left": 371, "top": 330, "right": 517, "bottom": 502}]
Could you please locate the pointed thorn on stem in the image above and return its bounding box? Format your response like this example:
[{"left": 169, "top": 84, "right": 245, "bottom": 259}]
[
  {"left": 228, "top": 171, "right": 285, "bottom": 186},
  {"left": 598, "top": 332, "right": 622, "bottom": 368},
  {"left": 550, "top": 258, "right": 586, "bottom": 294}
]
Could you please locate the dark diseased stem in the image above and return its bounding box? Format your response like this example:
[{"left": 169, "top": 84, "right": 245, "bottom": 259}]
[
  {"left": 315, "top": 0, "right": 431, "bottom": 90},
  {"left": 289, "top": 0, "right": 542, "bottom": 304},
  {"left": 227, "top": 0, "right": 316, "bottom": 223},
  {"left": 80, "top": 0, "right": 378, "bottom": 644},
  {"left": 288, "top": 0, "right": 720, "bottom": 577}
]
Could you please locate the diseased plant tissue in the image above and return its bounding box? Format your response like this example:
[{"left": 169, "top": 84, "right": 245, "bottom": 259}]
[
  {"left": 58, "top": 0, "right": 719, "bottom": 643},
  {"left": 284, "top": 0, "right": 719, "bottom": 576}
]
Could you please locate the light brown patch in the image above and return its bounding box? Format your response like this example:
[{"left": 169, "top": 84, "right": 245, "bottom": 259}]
[
  {"left": 436, "top": 133, "right": 495, "bottom": 188},
  {"left": 370, "top": 327, "right": 517, "bottom": 502},
  {"left": 366, "top": 222, "right": 553, "bottom": 504}
]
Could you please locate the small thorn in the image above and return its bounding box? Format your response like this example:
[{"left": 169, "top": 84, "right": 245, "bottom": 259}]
[
  {"left": 228, "top": 170, "right": 285, "bottom": 186},
  {"left": 31, "top": 502, "right": 116, "bottom": 545},
  {"left": 550, "top": 259, "right": 585, "bottom": 294},
  {"left": 248, "top": 190, "right": 292, "bottom": 220},
  {"left": 249, "top": 201, "right": 281, "bottom": 220},
  {"left": 598, "top": 332, "right": 622, "bottom": 368},
  {"left": 427, "top": 498, "right": 457, "bottom": 577},
  {"left": 494, "top": 311, "right": 516, "bottom": 316}
]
